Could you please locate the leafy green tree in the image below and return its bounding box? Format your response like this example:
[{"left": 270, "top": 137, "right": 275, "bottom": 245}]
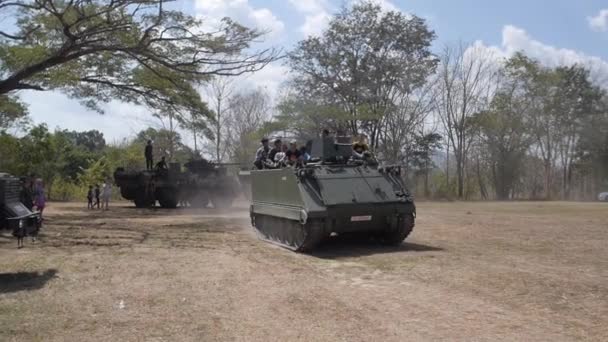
[
  {"left": 0, "top": 0, "right": 279, "bottom": 117},
  {"left": 273, "top": 93, "right": 351, "bottom": 141},
  {"left": 135, "top": 127, "right": 193, "bottom": 163},
  {"left": 288, "top": 1, "right": 437, "bottom": 148},
  {"left": 0, "top": 94, "right": 29, "bottom": 129},
  {"left": 0, "top": 132, "right": 24, "bottom": 174},
  {"left": 60, "top": 129, "right": 106, "bottom": 152},
  {"left": 549, "top": 66, "right": 604, "bottom": 199}
]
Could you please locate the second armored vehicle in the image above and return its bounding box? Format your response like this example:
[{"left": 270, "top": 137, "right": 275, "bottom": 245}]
[
  {"left": 249, "top": 137, "right": 416, "bottom": 252},
  {"left": 114, "top": 159, "right": 242, "bottom": 208}
]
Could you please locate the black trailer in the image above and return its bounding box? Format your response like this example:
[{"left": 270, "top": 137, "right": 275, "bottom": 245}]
[{"left": 0, "top": 173, "right": 41, "bottom": 244}]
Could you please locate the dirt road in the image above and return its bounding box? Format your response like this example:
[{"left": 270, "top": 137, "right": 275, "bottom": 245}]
[{"left": 1, "top": 201, "right": 607, "bottom": 341}]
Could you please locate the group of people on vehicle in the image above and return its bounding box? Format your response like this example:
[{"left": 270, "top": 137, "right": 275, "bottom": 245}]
[
  {"left": 253, "top": 131, "right": 373, "bottom": 169},
  {"left": 254, "top": 138, "right": 311, "bottom": 170},
  {"left": 145, "top": 140, "right": 169, "bottom": 171}
]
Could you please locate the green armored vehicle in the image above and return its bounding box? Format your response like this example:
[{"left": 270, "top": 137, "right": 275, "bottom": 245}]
[
  {"left": 114, "top": 159, "right": 242, "bottom": 209},
  {"left": 249, "top": 137, "right": 415, "bottom": 252}
]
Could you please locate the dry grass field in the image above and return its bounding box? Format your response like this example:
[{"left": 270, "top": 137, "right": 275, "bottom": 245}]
[{"left": 1, "top": 201, "right": 607, "bottom": 341}]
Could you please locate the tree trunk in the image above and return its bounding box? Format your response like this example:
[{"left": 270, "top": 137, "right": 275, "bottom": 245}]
[
  {"left": 193, "top": 129, "right": 198, "bottom": 154},
  {"left": 543, "top": 160, "right": 552, "bottom": 200},
  {"left": 456, "top": 154, "right": 464, "bottom": 199},
  {"left": 424, "top": 158, "right": 430, "bottom": 198},
  {"left": 476, "top": 157, "right": 488, "bottom": 200},
  {"left": 216, "top": 96, "right": 222, "bottom": 163},
  {"left": 446, "top": 137, "right": 450, "bottom": 193}
]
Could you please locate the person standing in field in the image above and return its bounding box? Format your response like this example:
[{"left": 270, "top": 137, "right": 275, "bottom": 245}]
[
  {"left": 33, "top": 178, "right": 46, "bottom": 220},
  {"left": 94, "top": 184, "right": 101, "bottom": 209},
  {"left": 87, "top": 185, "right": 94, "bottom": 209},
  {"left": 19, "top": 177, "right": 34, "bottom": 210},
  {"left": 145, "top": 140, "right": 154, "bottom": 170},
  {"left": 101, "top": 180, "right": 112, "bottom": 211}
]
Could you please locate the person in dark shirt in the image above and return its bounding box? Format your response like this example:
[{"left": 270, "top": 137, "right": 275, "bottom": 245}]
[
  {"left": 94, "top": 184, "right": 101, "bottom": 209},
  {"left": 285, "top": 140, "right": 301, "bottom": 165},
  {"left": 19, "top": 177, "right": 34, "bottom": 210},
  {"left": 254, "top": 137, "right": 270, "bottom": 169},
  {"left": 155, "top": 156, "right": 168, "bottom": 170},
  {"left": 299, "top": 146, "right": 310, "bottom": 162},
  {"left": 87, "top": 186, "right": 94, "bottom": 209},
  {"left": 267, "top": 139, "right": 282, "bottom": 163},
  {"left": 145, "top": 140, "right": 154, "bottom": 170}
]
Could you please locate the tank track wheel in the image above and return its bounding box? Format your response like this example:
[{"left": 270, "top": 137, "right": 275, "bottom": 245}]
[
  {"left": 380, "top": 213, "right": 415, "bottom": 245},
  {"left": 157, "top": 188, "right": 178, "bottom": 208},
  {"left": 252, "top": 215, "right": 327, "bottom": 252}
]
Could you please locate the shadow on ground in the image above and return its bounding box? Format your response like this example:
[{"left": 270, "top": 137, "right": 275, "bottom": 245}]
[
  {"left": 311, "top": 236, "right": 443, "bottom": 259},
  {"left": 0, "top": 269, "right": 58, "bottom": 294}
]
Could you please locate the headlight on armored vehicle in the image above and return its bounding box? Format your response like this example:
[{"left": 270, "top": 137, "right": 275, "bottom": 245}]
[{"left": 19, "top": 220, "right": 24, "bottom": 229}]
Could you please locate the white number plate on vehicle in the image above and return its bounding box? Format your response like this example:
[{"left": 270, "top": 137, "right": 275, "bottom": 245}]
[{"left": 350, "top": 215, "right": 372, "bottom": 222}]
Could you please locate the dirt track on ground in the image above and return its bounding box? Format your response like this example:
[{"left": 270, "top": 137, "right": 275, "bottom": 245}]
[{"left": 1, "top": 201, "right": 607, "bottom": 341}]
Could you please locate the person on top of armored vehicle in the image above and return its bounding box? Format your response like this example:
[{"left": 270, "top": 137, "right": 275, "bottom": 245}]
[
  {"left": 267, "top": 138, "right": 282, "bottom": 163},
  {"left": 155, "top": 156, "right": 168, "bottom": 171},
  {"left": 145, "top": 140, "right": 154, "bottom": 170},
  {"left": 351, "top": 140, "right": 378, "bottom": 166},
  {"left": 285, "top": 140, "right": 301, "bottom": 165},
  {"left": 254, "top": 137, "right": 270, "bottom": 170},
  {"left": 300, "top": 146, "right": 311, "bottom": 162}
]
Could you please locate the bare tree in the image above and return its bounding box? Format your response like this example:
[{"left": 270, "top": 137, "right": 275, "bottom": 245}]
[
  {"left": 224, "top": 88, "right": 271, "bottom": 164},
  {"left": 205, "top": 77, "right": 235, "bottom": 162},
  {"left": 434, "top": 43, "right": 498, "bottom": 198},
  {"left": 379, "top": 80, "right": 437, "bottom": 164}
]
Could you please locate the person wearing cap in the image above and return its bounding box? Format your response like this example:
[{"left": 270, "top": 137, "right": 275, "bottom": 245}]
[
  {"left": 254, "top": 137, "right": 270, "bottom": 169},
  {"left": 285, "top": 140, "right": 301, "bottom": 165},
  {"left": 352, "top": 141, "right": 367, "bottom": 160},
  {"left": 267, "top": 138, "right": 282, "bottom": 163}
]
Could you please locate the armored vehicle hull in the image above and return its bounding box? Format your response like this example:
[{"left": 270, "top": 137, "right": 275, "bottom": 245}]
[
  {"left": 114, "top": 159, "right": 241, "bottom": 209},
  {"left": 249, "top": 138, "right": 415, "bottom": 252}
]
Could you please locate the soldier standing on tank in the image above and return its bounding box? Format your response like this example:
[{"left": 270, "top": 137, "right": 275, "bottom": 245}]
[
  {"left": 254, "top": 137, "right": 270, "bottom": 169},
  {"left": 145, "top": 140, "right": 154, "bottom": 170}
]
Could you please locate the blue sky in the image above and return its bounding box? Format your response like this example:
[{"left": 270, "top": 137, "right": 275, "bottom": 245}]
[{"left": 6, "top": 0, "right": 608, "bottom": 143}]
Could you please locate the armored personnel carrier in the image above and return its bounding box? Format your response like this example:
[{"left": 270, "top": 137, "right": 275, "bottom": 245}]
[
  {"left": 114, "top": 158, "right": 242, "bottom": 209},
  {"left": 0, "top": 173, "right": 41, "bottom": 240},
  {"left": 249, "top": 137, "right": 416, "bottom": 252}
]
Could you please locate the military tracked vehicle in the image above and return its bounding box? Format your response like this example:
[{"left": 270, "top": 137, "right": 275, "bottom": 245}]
[
  {"left": 0, "top": 173, "right": 41, "bottom": 239},
  {"left": 249, "top": 137, "right": 416, "bottom": 252},
  {"left": 114, "top": 159, "right": 242, "bottom": 209}
]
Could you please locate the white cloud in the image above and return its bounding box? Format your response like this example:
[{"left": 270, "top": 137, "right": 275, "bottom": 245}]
[
  {"left": 241, "top": 64, "right": 290, "bottom": 98},
  {"left": 300, "top": 11, "right": 331, "bottom": 37},
  {"left": 289, "top": 0, "right": 405, "bottom": 37},
  {"left": 366, "top": 0, "right": 399, "bottom": 13},
  {"left": 587, "top": 9, "right": 608, "bottom": 32},
  {"left": 288, "top": 0, "right": 331, "bottom": 37},
  {"left": 472, "top": 25, "right": 608, "bottom": 86},
  {"left": 289, "top": 0, "right": 326, "bottom": 13},
  {"left": 194, "top": 0, "right": 285, "bottom": 39}
]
